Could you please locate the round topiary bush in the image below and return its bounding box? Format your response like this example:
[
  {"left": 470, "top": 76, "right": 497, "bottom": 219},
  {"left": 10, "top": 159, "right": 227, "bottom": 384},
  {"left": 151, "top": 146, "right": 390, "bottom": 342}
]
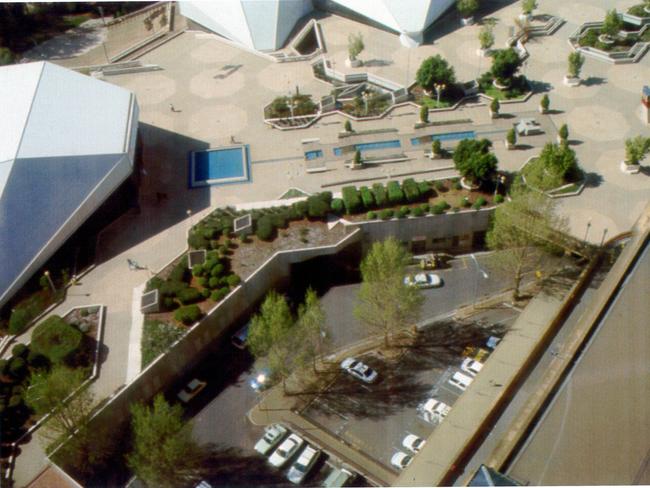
[
  {"left": 331, "top": 198, "right": 345, "bottom": 215},
  {"left": 177, "top": 287, "right": 203, "bottom": 305},
  {"left": 174, "top": 305, "right": 202, "bottom": 325},
  {"left": 494, "top": 194, "right": 505, "bottom": 203},
  {"left": 379, "top": 209, "right": 394, "bottom": 220},
  {"left": 11, "top": 344, "right": 28, "bottom": 359},
  {"left": 8, "top": 309, "right": 30, "bottom": 335},
  {"left": 201, "top": 288, "right": 211, "bottom": 299},
  {"left": 256, "top": 215, "right": 276, "bottom": 241},
  {"left": 226, "top": 274, "right": 241, "bottom": 287},
  {"left": 163, "top": 297, "right": 179, "bottom": 310},
  {"left": 8, "top": 357, "right": 26, "bottom": 378},
  {"left": 412, "top": 207, "right": 425, "bottom": 217},
  {"left": 367, "top": 211, "right": 377, "bottom": 220},
  {"left": 31, "top": 316, "right": 83, "bottom": 365},
  {"left": 397, "top": 206, "right": 410, "bottom": 218}
]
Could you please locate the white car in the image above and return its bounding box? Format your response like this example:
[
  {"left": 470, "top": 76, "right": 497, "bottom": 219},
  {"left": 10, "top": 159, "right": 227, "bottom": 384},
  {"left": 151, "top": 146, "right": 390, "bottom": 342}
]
[
  {"left": 449, "top": 371, "right": 474, "bottom": 391},
  {"left": 421, "top": 399, "right": 451, "bottom": 423},
  {"left": 403, "top": 273, "right": 442, "bottom": 289},
  {"left": 268, "top": 433, "right": 304, "bottom": 468},
  {"left": 391, "top": 451, "right": 413, "bottom": 470},
  {"left": 402, "top": 434, "right": 426, "bottom": 454},
  {"left": 177, "top": 379, "right": 207, "bottom": 403},
  {"left": 340, "top": 357, "right": 378, "bottom": 383},
  {"left": 461, "top": 358, "right": 483, "bottom": 377},
  {"left": 515, "top": 118, "right": 543, "bottom": 136},
  {"left": 287, "top": 444, "right": 320, "bottom": 484},
  {"left": 254, "top": 424, "right": 288, "bottom": 455}
]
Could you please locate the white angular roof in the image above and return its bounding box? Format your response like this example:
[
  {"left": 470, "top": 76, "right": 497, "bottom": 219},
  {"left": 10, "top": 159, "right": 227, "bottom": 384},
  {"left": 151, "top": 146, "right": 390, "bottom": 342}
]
[{"left": 0, "top": 62, "right": 138, "bottom": 307}]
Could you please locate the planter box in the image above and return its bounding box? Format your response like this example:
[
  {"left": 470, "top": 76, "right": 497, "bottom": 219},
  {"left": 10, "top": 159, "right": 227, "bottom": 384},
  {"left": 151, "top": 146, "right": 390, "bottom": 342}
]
[
  {"left": 620, "top": 160, "right": 641, "bottom": 173},
  {"left": 505, "top": 140, "right": 516, "bottom": 150},
  {"left": 490, "top": 110, "right": 499, "bottom": 119},
  {"left": 461, "top": 16, "right": 475, "bottom": 26},
  {"left": 563, "top": 75, "right": 581, "bottom": 87},
  {"left": 345, "top": 58, "right": 363, "bottom": 68}
]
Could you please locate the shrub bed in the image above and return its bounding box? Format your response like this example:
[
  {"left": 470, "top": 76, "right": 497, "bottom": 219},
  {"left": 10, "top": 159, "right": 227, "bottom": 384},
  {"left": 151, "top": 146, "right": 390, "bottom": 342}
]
[
  {"left": 174, "top": 305, "right": 202, "bottom": 326},
  {"left": 31, "top": 315, "right": 82, "bottom": 365},
  {"left": 141, "top": 320, "right": 186, "bottom": 368}
]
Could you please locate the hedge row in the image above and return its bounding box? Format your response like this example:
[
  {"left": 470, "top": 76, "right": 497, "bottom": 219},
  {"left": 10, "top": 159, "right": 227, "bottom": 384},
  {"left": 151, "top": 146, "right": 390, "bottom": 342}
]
[
  {"left": 254, "top": 192, "right": 333, "bottom": 241},
  {"left": 342, "top": 179, "right": 432, "bottom": 215}
]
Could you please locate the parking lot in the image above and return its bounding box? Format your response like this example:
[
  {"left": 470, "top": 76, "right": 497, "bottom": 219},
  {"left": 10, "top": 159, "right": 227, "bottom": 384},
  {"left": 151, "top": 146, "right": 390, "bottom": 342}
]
[{"left": 300, "top": 306, "right": 521, "bottom": 471}]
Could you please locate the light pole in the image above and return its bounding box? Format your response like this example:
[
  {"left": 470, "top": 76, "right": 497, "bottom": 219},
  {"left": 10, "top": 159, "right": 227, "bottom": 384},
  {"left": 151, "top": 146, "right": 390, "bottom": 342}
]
[
  {"left": 43, "top": 270, "right": 56, "bottom": 295},
  {"left": 584, "top": 219, "right": 592, "bottom": 243},
  {"left": 433, "top": 83, "right": 446, "bottom": 106},
  {"left": 362, "top": 90, "right": 370, "bottom": 115},
  {"left": 186, "top": 209, "right": 193, "bottom": 235},
  {"left": 288, "top": 98, "right": 296, "bottom": 119},
  {"left": 600, "top": 227, "right": 608, "bottom": 247},
  {"left": 470, "top": 253, "right": 489, "bottom": 309},
  {"left": 494, "top": 174, "right": 506, "bottom": 196}
]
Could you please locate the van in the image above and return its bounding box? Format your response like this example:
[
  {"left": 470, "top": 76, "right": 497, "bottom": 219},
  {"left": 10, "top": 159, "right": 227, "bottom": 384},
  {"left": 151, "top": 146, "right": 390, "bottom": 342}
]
[
  {"left": 449, "top": 371, "right": 473, "bottom": 391},
  {"left": 323, "top": 466, "right": 355, "bottom": 487},
  {"left": 231, "top": 322, "right": 250, "bottom": 349}
]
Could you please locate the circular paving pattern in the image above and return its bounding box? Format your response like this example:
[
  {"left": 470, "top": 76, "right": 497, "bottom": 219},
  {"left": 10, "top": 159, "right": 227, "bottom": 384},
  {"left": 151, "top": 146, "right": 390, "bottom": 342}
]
[
  {"left": 594, "top": 148, "right": 650, "bottom": 191},
  {"left": 189, "top": 69, "right": 245, "bottom": 99},
  {"left": 190, "top": 39, "right": 239, "bottom": 64},
  {"left": 556, "top": 3, "right": 606, "bottom": 25},
  {"left": 607, "top": 63, "right": 650, "bottom": 94},
  {"left": 567, "top": 105, "right": 630, "bottom": 142},
  {"left": 117, "top": 73, "right": 176, "bottom": 106},
  {"left": 541, "top": 68, "right": 604, "bottom": 100}
]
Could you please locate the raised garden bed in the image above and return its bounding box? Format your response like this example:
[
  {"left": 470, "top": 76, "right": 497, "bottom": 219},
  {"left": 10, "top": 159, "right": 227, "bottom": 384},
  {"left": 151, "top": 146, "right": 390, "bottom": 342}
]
[
  {"left": 478, "top": 74, "right": 532, "bottom": 101},
  {"left": 410, "top": 83, "right": 465, "bottom": 109},
  {"left": 569, "top": 22, "right": 650, "bottom": 63},
  {"left": 521, "top": 157, "right": 584, "bottom": 197}
]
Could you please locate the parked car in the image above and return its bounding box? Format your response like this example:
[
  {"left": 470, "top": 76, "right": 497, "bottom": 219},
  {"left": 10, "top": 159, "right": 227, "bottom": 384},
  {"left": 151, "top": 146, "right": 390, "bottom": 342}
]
[
  {"left": 177, "top": 379, "right": 207, "bottom": 403},
  {"left": 421, "top": 398, "right": 451, "bottom": 423},
  {"left": 391, "top": 451, "right": 413, "bottom": 470},
  {"left": 250, "top": 368, "right": 272, "bottom": 391},
  {"left": 231, "top": 321, "right": 251, "bottom": 349},
  {"left": 268, "top": 433, "right": 304, "bottom": 468},
  {"left": 486, "top": 336, "right": 501, "bottom": 349},
  {"left": 515, "top": 118, "right": 543, "bottom": 136},
  {"left": 340, "top": 357, "right": 378, "bottom": 383},
  {"left": 449, "top": 371, "right": 473, "bottom": 391},
  {"left": 403, "top": 272, "right": 442, "bottom": 289},
  {"left": 254, "top": 424, "right": 288, "bottom": 455},
  {"left": 322, "top": 466, "right": 356, "bottom": 487},
  {"left": 287, "top": 444, "right": 320, "bottom": 484},
  {"left": 461, "top": 358, "right": 483, "bottom": 377},
  {"left": 402, "top": 434, "right": 426, "bottom": 454},
  {"left": 195, "top": 482, "right": 212, "bottom": 488}
]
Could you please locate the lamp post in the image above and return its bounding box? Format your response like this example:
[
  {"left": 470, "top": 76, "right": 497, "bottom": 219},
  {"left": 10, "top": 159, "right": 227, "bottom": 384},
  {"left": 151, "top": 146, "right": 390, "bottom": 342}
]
[
  {"left": 433, "top": 83, "right": 446, "bottom": 106},
  {"left": 494, "top": 174, "right": 506, "bottom": 196},
  {"left": 288, "top": 98, "right": 296, "bottom": 119},
  {"left": 186, "top": 209, "right": 193, "bottom": 235},
  {"left": 362, "top": 90, "right": 370, "bottom": 115},
  {"left": 43, "top": 271, "right": 56, "bottom": 295},
  {"left": 600, "top": 227, "right": 608, "bottom": 247},
  {"left": 584, "top": 219, "right": 592, "bottom": 243},
  {"left": 470, "top": 253, "right": 489, "bottom": 309}
]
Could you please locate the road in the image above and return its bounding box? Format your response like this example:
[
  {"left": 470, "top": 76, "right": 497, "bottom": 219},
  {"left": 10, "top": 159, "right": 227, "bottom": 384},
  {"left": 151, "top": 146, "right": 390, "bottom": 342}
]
[{"left": 506, "top": 241, "right": 650, "bottom": 485}]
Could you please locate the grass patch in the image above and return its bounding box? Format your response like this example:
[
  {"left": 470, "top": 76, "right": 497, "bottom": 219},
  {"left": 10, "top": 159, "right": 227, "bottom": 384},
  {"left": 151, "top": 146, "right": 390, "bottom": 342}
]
[
  {"left": 31, "top": 315, "right": 82, "bottom": 364},
  {"left": 419, "top": 96, "right": 453, "bottom": 109},
  {"left": 550, "top": 183, "right": 581, "bottom": 195},
  {"left": 141, "top": 320, "right": 186, "bottom": 368}
]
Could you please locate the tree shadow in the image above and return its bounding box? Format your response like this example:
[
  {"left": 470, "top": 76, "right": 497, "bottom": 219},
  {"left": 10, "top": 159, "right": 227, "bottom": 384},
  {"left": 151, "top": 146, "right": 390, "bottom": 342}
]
[
  {"left": 545, "top": 109, "right": 564, "bottom": 115},
  {"left": 536, "top": 265, "right": 582, "bottom": 299},
  {"left": 528, "top": 80, "right": 552, "bottom": 93},
  {"left": 567, "top": 139, "right": 584, "bottom": 146},
  {"left": 639, "top": 165, "right": 650, "bottom": 176},
  {"left": 515, "top": 144, "right": 535, "bottom": 150},
  {"left": 499, "top": 113, "right": 517, "bottom": 120},
  {"left": 581, "top": 76, "right": 607, "bottom": 87},
  {"left": 200, "top": 444, "right": 289, "bottom": 486},
  {"left": 583, "top": 171, "right": 603, "bottom": 188},
  {"left": 363, "top": 59, "right": 392, "bottom": 67}
]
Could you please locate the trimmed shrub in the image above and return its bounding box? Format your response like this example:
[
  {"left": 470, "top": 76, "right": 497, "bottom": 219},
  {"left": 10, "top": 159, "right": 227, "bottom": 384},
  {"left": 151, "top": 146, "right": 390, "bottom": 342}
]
[
  {"left": 342, "top": 186, "right": 363, "bottom": 214},
  {"left": 402, "top": 178, "right": 421, "bottom": 203},
  {"left": 177, "top": 287, "right": 202, "bottom": 305},
  {"left": 412, "top": 206, "right": 425, "bottom": 217},
  {"left": 417, "top": 181, "right": 431, "bottom": 197},
  {"left": 307, "top": 195, "right": 330, "bottom": 219},
  {"left": 473, "top": 196, "right": 487, "bottom": 209},
  {"left": 8, "top": 309, "right": 30, "bottom": 335},
  {"left": 169, "top": 257, "right": 189, "bottom": 283},
  {"left": 174, "top": 305, "right": 202, "bottom": 325},
  {"left": 432, "top": 139, "right": 442, "bottom": 156},
  {"left": 462, "top": 197, "right": 472, "bottom": 208},
  {"left": 331, "top": 198, "right": 345, "bottom": 215},
  {"left": 11, "top": 344, "right": 28, "bottom": 359},
  {"left": 379, "top": 209, "right": 394, "bottom": 220},
  {"left": 192, "top": 264, "right": 204, "bottom": 277},
  {"left": 31, "top": 316, "right": 82, "bottom": 364},
  {"left": 146, "top": 276, "right": 164, "bottom": 293},
  {"left": 271, "top": 211, "right": 289, "bottom": 229},
  {"left": 453, "top": 180, "right": 462, "bottom": 190},
  {"left": 387, "top": 181, "right": 404, "bottom": 204},
  {"left": 440, "top": 200, "right": 451, "bottom": 210},
  {"left": 432, "top": 203, "right": 445, "bottom": 215},
  {"left": 163, "top": 297, "right": 178, "bottom": 310},
  {"left": 197, "top": 277, "right": 208, "bottom": 288},
  {"left": 359, "top": 186, "right": 375, "bottom": 209},
  {"left": 226, "top": 274, "right": 241, "bottom": 287},
  {"left": 8, "top": 357, "right": 26, "bottom": 378},
  {"left": 201, "top": 288, "right": 211, "bottom": 299},
  {"left": 291, "top": 200, "right": 309, "bottom": 219},
  {"left": 210, "top": 287, "right": 230, "bottom": 302},
  {"left": 494, "top": 194, "right": 505, "bottom": 203},
  {"left": 159, "top": 280, "right": 187, "bottom": 298},
  {"left": 367, "top": 211, "right": 377, "bottom": 220},
  {"left": 208, "top": 277, "right": 220, "bottom": 289},
  {"left": 256, "top": 215, "right": 275, "bottom": 241},
  {"left": 397, "top": 206, "right": 409, "bottom": 218},
  {"left": 371, "top": 183, "right": 388, "bottom": 207}
]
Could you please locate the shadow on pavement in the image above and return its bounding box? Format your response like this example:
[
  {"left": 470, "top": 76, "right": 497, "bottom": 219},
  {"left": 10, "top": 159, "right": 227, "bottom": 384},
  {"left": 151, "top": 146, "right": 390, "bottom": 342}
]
[{"left": 200, "top": 444, "right": 289, "bottom": 487}]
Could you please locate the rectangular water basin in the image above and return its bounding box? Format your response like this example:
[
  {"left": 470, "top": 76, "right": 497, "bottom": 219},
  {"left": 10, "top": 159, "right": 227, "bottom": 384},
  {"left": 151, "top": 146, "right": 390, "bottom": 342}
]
[
  {"left": 333, "top": 139, "right": 401, "bottom": 156},
  {"left": 305, "top": 150, "right": 323, "bottom": 160},
  {"left": 189, "top": 145, "right": 250, "bottom": 188},
  {"left": 411, "top": 130, "right": 476, "bottom": 145}
]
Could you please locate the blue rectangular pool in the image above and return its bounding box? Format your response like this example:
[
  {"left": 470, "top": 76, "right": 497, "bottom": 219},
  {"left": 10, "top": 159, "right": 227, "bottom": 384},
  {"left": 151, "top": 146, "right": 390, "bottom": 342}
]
[
  {"left": 305, "top": 150, "right": 323, "bottom": 160},
  {"left": 189, "top": 145, "right": 250, "bottom": 188},
  {"left": 411, "top": 130, "right": 476, "bottom": 145},
  {"left": 334, "top": 139, "right": 401, "bottom": 156}
]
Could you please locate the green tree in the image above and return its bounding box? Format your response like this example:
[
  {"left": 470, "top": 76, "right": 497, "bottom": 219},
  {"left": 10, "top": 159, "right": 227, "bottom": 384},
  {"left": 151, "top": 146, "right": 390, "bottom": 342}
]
[
  {"left": 486, "top": 183, "right": 569, "bottom": 299},
  {"left": 491, "top": 48, "right": 523, "bottom": 85},
  {"left": 537, "top": 142, "right": 580, "bottom": 183},
  {"left": 567, "top": 51, "right": 585, "bottom": 78},
  {"left": 478, "top": 24, "right": 494, "bottom": 50},
  {"left": 296, "top": 288, "right": 330, "bottom": 373},
  {"left": 355, "top": 238, "right": 424, "bottom": 346},
  {"left": 624, "top": 136, "right": 650, "bottom": 165},
  {"left": 348, "top": 33, "right": 364, "bottom": 60},
  {"left": 521, "top": 0, "right": 537, "bottom": 15},
  {"left": 127, "top": 395, "right": 206, "bottom": 488},
  {"left": 416, "top": 55, "right": 456, "bottom": 94},
  {"left": 457, "top": 0, "right": 479, "bottom": 18},
  {"left": 420, "top": 105, "right": 429, "bottom": 123},
  {"left": 506, "top": 128, "right": 517, "bottom": 147},
  {"left": 558, "top": 123, "right": 569, "bottom": 142},
  {"left": 453, "top": 139, "right": 498, "bottom": 185},
  {"left": 344, "top": 119, "right": 352, "bottom": 132},
  {"left": 25, "top": 366, "right": 115, "bottom": 479},
  {"left": 602, "top": 9, "right": 621, "bottom": 38},
  {"left": 353, "top": 149, "right": 363, "bottom": 168},
  {"left": 540, "top": 94, "right": 550, "bottom": 112},
  {"left": 247, "top": 291, "right": 293, "bottom": 358}
]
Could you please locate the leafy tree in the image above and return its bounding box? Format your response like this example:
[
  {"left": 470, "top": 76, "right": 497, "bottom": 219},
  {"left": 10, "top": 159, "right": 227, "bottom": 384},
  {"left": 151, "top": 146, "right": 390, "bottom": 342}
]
[
  {"left": 344, "top": 120, "right": 352, "bottom": 132},
  {"left": 348, "top": 33, "right": 364, "bottom": 60},
  {"left": 486, "top": 183, "right": 569, "bottom": 299},
  {"left": 127, "top": 395, "right": 206, "bottom": 488},
  {"left": 355, "top": 238, "right": 423, "bottom": 346},
  {"left": 625, "top": 136, "right": 650, "bottom": 165},
  {"left": 537, "top": 142, "right": 580, "bottom": 182},
  {"left": 558, "top": 123, "right": 569, "bottom": 142},
  {"left": 247, "top": 291, "right": 293, "bottom": 358},
  {"left": 295, "top": 289, "right": 330, "bottom": 373},
  {"left": 25, "top": 366, "right": 115, "bottom": 479},
  {"left": 602, "top": 9, "right": 621, "bottom": 38},
  {"left": 490, "top": 98, "right": 500, "bottom": 115},
  {"left": 416, "top": 55, "right": 456, "bottom": 94},
  {"left": 540, "top": 94, "right": 550, "bottom": 112},
  {"left": 457, "top": 0, "right": 479, "bottom": 18},
  {"left": 420, "top": 105, "right": 429, "bottom": 123},
  {"left": 521, "top": 0, "right": 537, "bottom": 15},
  {"left": 507, "top": 128, "right": 517, "bottom": 146},
  {"left": 453, "top": 139, "right": 498, "bottom": 185},
  {"left": 491, "top": 48, "right": 523, "bottom": 85},
  {"left": 567, "top": 51, "right": 585, "bottom": 78},
  {"left": 478, "top": 24, "right": 494, "bottom": 50},
  {"left": 432, "top": 139, "right": 442, "bottom": 156},
  {"left": 353, "top": 149, "right": 363, "bottom": 168}
]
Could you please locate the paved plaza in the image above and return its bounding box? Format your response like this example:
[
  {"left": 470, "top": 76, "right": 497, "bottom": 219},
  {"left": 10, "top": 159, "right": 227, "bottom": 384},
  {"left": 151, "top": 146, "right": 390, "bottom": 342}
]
[{"left": 9, "top": 0, "right": 650, "bottom": 485}]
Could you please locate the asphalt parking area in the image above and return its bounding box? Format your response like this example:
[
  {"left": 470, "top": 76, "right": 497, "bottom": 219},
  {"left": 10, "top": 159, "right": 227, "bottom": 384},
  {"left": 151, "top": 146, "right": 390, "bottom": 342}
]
[{"left": 301, "top": 307, "right": 521, "bottom": 471}]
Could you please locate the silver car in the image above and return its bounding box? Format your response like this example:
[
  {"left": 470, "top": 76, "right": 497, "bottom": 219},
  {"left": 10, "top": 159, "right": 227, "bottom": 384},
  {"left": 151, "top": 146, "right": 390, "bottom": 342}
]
[
  {"left": 340, "top": 357, "right": 378, "bottom": 383},
  {"left": 287, "top": 444, "right": 320, "bottom": 484},
  {"left": 254, "top": 424, "right": 288, "bottom": 455}
]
